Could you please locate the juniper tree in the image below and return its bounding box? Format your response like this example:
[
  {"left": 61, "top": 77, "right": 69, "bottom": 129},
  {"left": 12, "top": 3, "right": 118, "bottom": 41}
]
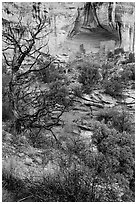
[{"left": 2, "top": 2, "right": 73, "bottom": 141}]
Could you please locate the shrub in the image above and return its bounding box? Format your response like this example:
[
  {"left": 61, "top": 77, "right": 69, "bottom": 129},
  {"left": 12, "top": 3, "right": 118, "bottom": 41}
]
[
  {"left": 107, "top": 51, "right": 114, "bottom": 59},
  {"left": 2, "top": 157, "right": 31, "bottom": 202},
  {"left": 114, "top": 48, "right": 124, "bottom": 55},
  {"left": 101, "top": 63, "right": 114, "bottom": 80},
  {"left": 120, "top": 64, "right": 135, "bottom": 82},
  {"left": 103, "top": 76, "right": 123, "bottom": 98},
  {"left": 95, "top": 107, "right": 134, "bottom": 134},
  {"left": 91, "top": 121, "right": 135, "bottom": 201},
  {"left": 121, "top": 52, "right": 135, "bottom": 64},
  {"left": 22, "top": 167, "right": 93, "bottom": 202},
  {"left": 72, "top": 85, "right": 83, "bottom": 98},
  {"left": 128, "top": 52, "right": 135, "bottom": 63},
  {"left": 78, "top": 63, "right": 100, "bottom": 94},
  {"left": 37, "top": 61, "right": 65, "bottom": 84},
  {"left": 2, "top": 188, "right": 14, "bottom": 202},
  {"left": 26, "top": 129, "right": 55, "bottom": 148},
  {"left": 2, "top": 121, "right": 135, "bottom": 202}
]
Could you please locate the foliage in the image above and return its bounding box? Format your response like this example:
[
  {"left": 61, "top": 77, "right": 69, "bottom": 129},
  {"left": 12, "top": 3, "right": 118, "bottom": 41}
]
[
  {"left": 121, "top": 52, "right": 135, "bottom": 64},
  {"left": 95, "top": 107, "right": 134, "bottom": 134},
  {"left": 120, "top": 64, "right": 135, "bottom": 82},
  {"left": 101, "top": 63, "right": 114, "bottom": 80},
  {"left": 26, "top": 128, "right": 57, "bottom": 148},
  {"left": 103, "top": 76, "right": 123, "bottom": 98},
  {"left": 78, "top": 62, "right": 100, "bottom": 94},
  {"left": 128, "top": 52, "right": 135, "bottom": 63},
  {"left": 2, "top": 166, "right": 34, "bottom": 202},
  {"left": 101, "top": 58, "right": 135, "bottom": 95},
  {"left": 36, "top": 122, "right": 134, "bottom": 202},
  {"left": 107, "top": 51, "right": 114, "bottom": 59},
  {"left": 72, "top": 85, "right": 83, "bottom": 98},
  {"left": 2, "top": 188, "right": 15, "bottom": 202},
  {"left": 91, "top": 121, "right": 135, "bottom": 201},
  {"left": 101, "top": 62, "right": 122, "bottom": 90},
  {"left": 2, "top": 118, "right": 135, "bottom": 201},
  {"left": 36, "top": 59, "right": 66, "bottom": 84}
]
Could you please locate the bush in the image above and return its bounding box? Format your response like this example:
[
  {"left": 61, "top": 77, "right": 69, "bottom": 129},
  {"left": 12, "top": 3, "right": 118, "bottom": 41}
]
[
  {"left": 37, "top": 61, "right": 65, "bottom": 84},
  {"left": 20, "top": 167, "right": 93, "bottom": 202},
  {"left": 2, "top": 188, "right": 15, "bottom": 202},
  {"left": 107, "top": 51, "right": 114, "bottom": 59},
  {"left": 95, "top": 107, "right": 134, "bottom": 134},
  {"left": 128, "top": 52, "right": 135, "bottom": 63},
  {"left": 101, "top": 63, "right": 114, "bottom": 80},
  {"left": 121, "top": 52, "right": 135, "bottom": 64},
  {"left": 26, "top": 129, "right": 55, "bottom": 148},
  {"left": 2, "top": 103, "right": 13, "bottom": 121},
  {"left": 91, "top": 121, "right": 135, "bottom": 201},
  {"left": 103, "top": 76, "right": 123, "bottom": 98},
  {"left": 72, "top": 85, "right": 83, "bottom": 98},
  {"left": 78, "top": 62, "right": 100, "bottom": 94},
  {"left": 2, "top": 121, "right": 135, "bottom": 202},
  {"left": 2, "top": 158, "right": 31, "bottom": 202},
  {"left": 120, "top": 64, "right": 135, "bottom": 82}
]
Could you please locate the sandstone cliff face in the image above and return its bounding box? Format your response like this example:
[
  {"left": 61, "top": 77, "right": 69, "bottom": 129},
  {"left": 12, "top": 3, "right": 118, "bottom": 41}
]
[
  {"left": 46, "top": 2, "right": 135, "bottom": 53},
  {"left": 97, "top": 3, "right": 135, "bottom": 51},
  {"left": 2, "top": 2, "right": 135, "bottom": 55},
  {"left": 120, "top": 3, "right": 135, "bottom": 51}
]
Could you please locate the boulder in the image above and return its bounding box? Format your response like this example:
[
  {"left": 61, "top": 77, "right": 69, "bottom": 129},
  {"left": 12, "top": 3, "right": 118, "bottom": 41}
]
[
  {"left": 18, "top": 153, "right": 25, "bottom": 157},
  {"left": 25, "top": 157, "right": 33, "bottom": 166}
]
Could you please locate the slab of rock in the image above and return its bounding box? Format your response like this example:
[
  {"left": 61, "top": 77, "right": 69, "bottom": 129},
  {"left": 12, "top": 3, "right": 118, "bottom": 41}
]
[
  {"left": 91, "top": 92, "right": 101, "bottom": 102},
  {"left": 18, "top": 153, "right": 25, "bottom": 157},
  {"left": 99, "top": 93, "right": 117, "bottom": 106},
  {"left": 25, "top": 157, "right": 33, "bottom": 166},
  {"left": 83, "top": 94, "right": 91, "bottom": 101},
  {"left": 80, "top": 130, "right": 93, "bottom": 145},
  {"left": 125, "top": 97, "right": 135, "bottom": 104}
]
